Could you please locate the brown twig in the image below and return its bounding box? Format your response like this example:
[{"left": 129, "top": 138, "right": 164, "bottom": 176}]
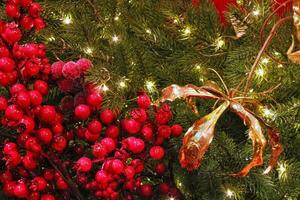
[{"left": 244, "top": 16, "right": 293, "bottom": 93}]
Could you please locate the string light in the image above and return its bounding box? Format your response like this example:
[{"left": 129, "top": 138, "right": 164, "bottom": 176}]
[
  {"left": 145, "top": 80, "right": 156, "bottom": 92},
  {"left": 255, "top": 68, "right": 265, "bottom": 77},
  {"left": 169, "top": 197, "right": 175, "bottom": 200},
  {"left": 261, "top": 57, "right": 270, "bottom": 64},
  {"left": 226, "top": 189, "right": 234, "bottom": 198},
  {"left": 252, "top": 9, "right": 260, "bottom": 16},
  {"left": 119, "top": 81, "right": 127, "bottom": 88},
  {"left": 173, "top": 18, "right": 179, "bottom": 24},
  {"left": 278, "top": 162, "right": 288, "bottom": 180},
  {"left": 101, "top": 84, "right": 109, "bottom": 92},
  {"left": 114, "top": 16, "right": 119, "bottom": 21},
  {"left": 195, "top": 64, "right": 201, "bottom": 70},
  {"left": 47, "top": 36, "right": 55, "bottom": 42},
  {"left": 146, "top": 29, "right": 152, "bottom": 34},
  {"left": 62, "top": 15, "right": 72, "bottom": 24},
  {"left": 84, "top": 47, "right": 93, "bottom": 55},
  {"left": 182, "top": 26, "right": 191, "bottom": 36},
  {"left": 260, "top": 106, "right": 276, "bottom": 120},
  {"left": 215, "top": 37, "right": 225, "bottom": 49},
  {"left": 112, "top": 35, "right": 120, "bottom": 43}
]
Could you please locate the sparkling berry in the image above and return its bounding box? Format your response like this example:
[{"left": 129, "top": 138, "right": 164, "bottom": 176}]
[
  {"left": 75, "top": 104, "right": 90, "bottom": 120},
  {"left": 87, "top": 120, "right": 102, "bottom": 134},
  {"left": 40, "top": 105, "right": 56, "bottom": 123},
  {"left": 75, "top": 157, "right": 93, "bottom": 172},
  {"left": 149, "top": 146, "right": 165, "bottom": 160},
  {"left": 34, "top": 80, "right": 48, "bottom": 95},
  {"left": 137, "top": 94, "right": 151, "bottom": 109},
  {"left": 105, "top": 125, "right": 120, "bottom": 138},
  {"left": 100, "top": 109, "right": 115, "bottom": 124}
]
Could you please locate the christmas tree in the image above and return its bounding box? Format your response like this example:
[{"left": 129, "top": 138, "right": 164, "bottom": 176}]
[{"left": 0, "top": 0, "right": 299, "bottom": 199}]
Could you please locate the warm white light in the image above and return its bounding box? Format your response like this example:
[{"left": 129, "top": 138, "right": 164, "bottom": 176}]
[
  {"left": 261, "top": 107, "right": 276, "bottom": 119},
  {"left": 255, "top": 68, "right": 265, "bottom": 77},
  {"left": 62, "top": 15, "right": 72, "bottom": 24},
  {"left": 173, "top": 19, "right": 179, "bottom": 24},
  {"left": 84, "top": 47, "right": 93, "bottom": 55},
  {"left": 48, "top": 36, "right": 55, "bottom": 41},
  {"left": 114, "top": 16, "right": 119, "bottom": 21},
  {"left": 226, "top": 189, "right": 234, "bottom": 198},
  {"left": 169, "top": 197, "right": 175, "bottom": 200},
  {"left": 277, "top": 64, "right": 283, "bottom": 68},
  {"left": 195, "top": 64, "right": 201, "bottom": 70},
  {"left": 215, "top": 38, "right": 225, "bottom": 49},
  {"left": 146, "top": 29, "right": 151, "bottom": 34},
  {"left": 145, "top": 80, "right": 156, "bottom": 92},
  {"left": 183, "top": 27, "right": 191, "bottom": 35},
  {"left": 112, "top": 35, "right": 119, "bottom": 42},
  {"left": 119, "top": 81, "right": 126, "bottom": 88},
  {"left": 102, "top": 84, "right": 109, "bottom": 92},
  {"left": 252, "top": 9, "right": 260, "bottom": 16},
  {"left": 261, "top": 58, "right": 270, "bottom": 64}
]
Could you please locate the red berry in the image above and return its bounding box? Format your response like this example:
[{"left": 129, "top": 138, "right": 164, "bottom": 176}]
[
  {"left": 0, "top": 72, "right": 9, "bottom": 86},
  {"left": 62, "top": 61, "right": 81, "bottom": 80},
  {"left": 0, "top": 170, "right": 13, "bottom": 183},
  {"left": 3, "top": 142, "right": 17, "bottom": 154},
  {"left": 37, "top": 128, "right": 53, "bottom": 144},
  {"left": 75, "top": 104, "right": 90, "bottom": 120},
  {"left": 25, "top": 137, "right": 41, "bottom": 153},
  {"left": 158, "top": 125, "right": 172, "bottom": 139},
  {"left": 43, "top": 169, "right": 55, "bottom": 181},
  {"left": 6, "top": 150, "right": 21, "bottom": 167},
  {"left": 0, "top": 96, "right": 8, "bottom": 111},
  {"left": 171, "top": 124, "right": 183, "bottom": 137},
  {"left": 34, "top": 80, "right": 48, "bottom": 95},
  {"left": 3, "top": 181, "right": 16, "bottom": 197},
  {"left": 124, "top": 166, "right": 135, "bottom": 180},
  {"left": 20, "top": 15, "right": 34, "bottom": 30},
  {"left": 123, "top": 119, "right": 141, "bottom": 134},
  {"left": 92, "top": 143, "right": 107, "bottom": 158},
  {"left": 52, "top": 135, "right": 67, "bottom": 152},
  {"left": 105, "top": 125, "right": 120, "bottom": 138},
  {"left": 86, "top": 92, "right": 102, "bottom": 107},
  {"left": 40, "top": 105, "right": 56, "bottom": 123},
  {"left": 129, "top": 108, "right": 148, "bottom": 123},
  {"left": 0, "top": 46, "right": 10, "bottom": 57},
  {"left": 75, "top": 157, "right": 93, "bottom": 172},
  {"left": 51, "top": 61, "right": 64, "bottom": 79},
  {"left": 101, "top": 138, "right": 116, "bottom": 153},
  {"left": 28, "top": 90, "right": 43, "bottom": 106},
  {"left": 41, "top": 194, "right": 55, "bottom": 200},
  {"left": 19, "top": 116, "right": 35, "bottom": 134},
  {"left": 95, "top": 170, "right": 109, "bottom": 185},
  {"left": 141, "top": 125, "right": 153, "bottom": 141},
  {"left": 155, "top": 163, "right": 166, "bottom": 175},
  {"left": 10, "top": 83, "right": 26, "bottom": 95},
  {"left": 34, "top": 18, "right": 46, "bottom": 30},
  {"left": 100, "top": 109, "right": 115, "bottom": 124},
  {"left": 87, "top": 120, "right": 102, "bottom": 134},
  {"left": 2, "top": 23, "right": 22, "bottom": 44},
  {"left": 77, "top": 58, "right": 92, "bottom": 72},
  {"left": 158, "top": 182, "right": 170, "bottom": 194},
  {"left": 32, "top": 177, "right": 47, "bottom": 191},
  {"left": 29, "top": 3, "right": 42, "bottom": 17},
  {"left": 14, "top": 182, "right": 29, "bottom": 198},
  {"left": 123, "top": 137, "right": 145, "bottom": 154},
  {"left": 5, "top": 104, "right": 23, "bottom": 121},
  {"left": 28, "top": 192, "right": 40, "bottom": 200},
  {"left": 52, "top": 123, "right": 64, "bottom": 135},
  {"left": 0, "top": 57, "right": 15, "bottom": 72},
  {"left": 56, "top": 178, "right": 68, "bottom": 190},
  {"left": 130, "top": 159, "right": 144, "bottom": 173},
  {"left": 20, "top": 0, "right": 33, "bottom": 7},
  {"left": 138, "top": 184, "right": 153, "bottom": 197},
  {"left": 137, "top": 94, "right": 151, "bottom": 109},
  {"left": 5, "top": 3, "right": 20, "bottom": 18},
  {"left": 110, "top": 159, "right": 124, "bottom": 174},
  {"left": 84, "top": 130, "right": 100, "bottom": 142},
  {"left": 16, "top": 91, "right": 31, "bottom": 108},
  {"left": 149, "top": 146, "right": 165, "bottom": 160}
]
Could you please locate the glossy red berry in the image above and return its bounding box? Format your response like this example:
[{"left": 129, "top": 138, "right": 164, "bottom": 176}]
[
  {"left": 52, "top": 123, "right": 64, "bottom": 135},
  {"left": 123, "top": 137, "right": 145, "bottom": 154},
  {"left": 86, "top": 92, "right": 102, "bottom": 107},
  {"left": 137, "top": 94, "right": 151, "bottom": 109},
  {"left": 92, "top": 143, "right": 107, "bottom": 158},
  {"left": 158, "top": 125, "right": 172, "bottom": 139},
  {"left": 155, "top": 163, "right": 166, "bottom": 175},
  {"left": 28, "top": 90, "right": 43, "bottom": 106},
  {"left": 84, "top": 130, "right": 100, "bottom": 142},
  {"left": 95, "top": 170, "right": 109, "bottom": 185},
  {"left": 141, "top": 125, "right": 153, "bottom": 141},
  {"left": 32, "top": 177, "right": 47, "bottom": 191},
  {"left": 5, "top": 104, "right": 23, "bottom": 121},
  {"left": 130, "top": 159, "right": 144, "bottom": 173},
  {"left": 105, "top": 125, "right": 120, "bottom": 138},
  {"left": 16, "top": 91, "right": 31, "bottom": 108},
  {"left": 110, "top": 159, "right": 124, "bottom": 174},
  {"left": 20, "top": 15, "right": 34, "bottom": 30},
  {"left": 52, "top": 135, "right": 67, "bottom": 152},
  {"left": 138, "top": 184, "right": 153, "bottom": 197},
  {"left": 41, "top": 194, "right": 55, "bottom": 200},
  {"left": 5, "top": 3, "right": 20, "bottom": 18},
  {"left": 123, "top": 119, "right": 141, "bottom": 134},
  {"left": 43, "top": 169, "right": 55, "bottom": 181},
  {"left": 20, "top": 0, "right": 33, "bottom": 7},
  {"left": 34, "top": 80, "right": 48, "bottom": 95},
  {"left": 0, "top": 57, "right": 15, "bottom": 72},
  {"left": 10, "top": 83, "right": 26, "bottom": 95},
  {"left": 171, "top": 124, "right": 183, "bottom": 137},
  {"left": 3, "top": 181, "right": 16, "bottom": 197},
  {"left": 14, "top": 182, "right": 29, "bottom": 198},
  {"left": 40, "top": 105, "right": 56, "bottom": 123},
  {"left": 6, "top": 150, "right": 21, "bottom": 167},
  {"left": 124, "top": 166, "right": 135, "bottom": 180},
  {"left": 0, "top": 96, "right": 8, "bottom": 111},
  {"left": 87, "top": 120, "right": 102, "bottom": 134},
  {"left": 2, "top": 23, "right": 22, "bottom": 44},
  {"left": 74, "top": 104, "right": 90, "bottom": 120},
  {"left": 3, "top": 142, "right": 17, "bottom": 154},
  {"left": 28, "top": 3, "right": 42, "bottom": 17},
  {"left": 0, "top": 72, "right": 9, "bottom": 86},
  {"left": 75, "top": 157, "right": 93, "bottom": 172},
  {"left": 56, "top": 178, "right": 68, "bottom": 190},
  {"left": 25, "top": 137, "right": 41, "bottom": 153},
  {"left": 149, "top": 146, "right": 165, "bottom": 160},
  {"left": 158, "top": 182, "right": 170, "bottom": 194},
  {"left": 34, "top": 18, "right": 46, "bottom": 30},
  {"left": 37, "top": 128, "right": 53, "bottom": 144},
  {"left": 19, "top": 116, "right": 35, "bottom": 134},
  {"left": 101, "top": 138, "right": 116, "bottom": 153},
  {"left": 100, "top": 109, "right": 115, "bottom": 124}
]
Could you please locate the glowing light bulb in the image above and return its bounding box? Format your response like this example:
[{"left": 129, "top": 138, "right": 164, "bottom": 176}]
[
  {"left": 255, "top": 68, "right": 265, "bottom": 77},
  {"left": 47, "top": 36, "right": 55, "bottom": 42},
  {"left": 169, "top": 197, "right": 175, "bottom": 200},
  {"left": 261, "top": 57, "right": 270, "bottom": 64},
  {"left": 260, "top": 107, "right": 276, "bottom": 119},
  {"left": 102, "top": 84, "right": 109, "bottom": 92},
  {"left": 183, "top": 26, "right": 191, "bottom": 35},
  {"left": 145, "top": 80, "right": 156, "bottom": 92},
  {"left": 62, "top": 15, "right": 72, "bottom": 24},
  {"left": 252, "top": 9, "right": 260, "bottom": 16},
  {"left": 226, "top": 189, "right": 234, "bottom": 198},
  {"left": 146, "top": 29, "right": 151, "bottom": 34},
  {"left": 112, "top": 35, "right": 120, "bottom": 43},
  {"left": 84, "top": 47, "right": 93, "bottom": 55},
  {"left": 195, "top": 64, "right": 201, "bottom": 70},
  {"left": 215, "top": 37, "right": 225, "bottom": 49},
  {"left": 119, "top": 81, "right": 126, "bottom": 88},
  {"left": 114, "top": 16, "right": 119, "bottom": 21},
  {"left": 173, "top": 18, "right": 179, "bottom": 24}
]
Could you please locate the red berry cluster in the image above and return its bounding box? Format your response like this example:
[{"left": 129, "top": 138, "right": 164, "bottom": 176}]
[
  {"left": 0, "top": 1, "right": 184, "bottom": 199},
  {"left": 6, "top": 0, "right": 45, "bottom": 31}
]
